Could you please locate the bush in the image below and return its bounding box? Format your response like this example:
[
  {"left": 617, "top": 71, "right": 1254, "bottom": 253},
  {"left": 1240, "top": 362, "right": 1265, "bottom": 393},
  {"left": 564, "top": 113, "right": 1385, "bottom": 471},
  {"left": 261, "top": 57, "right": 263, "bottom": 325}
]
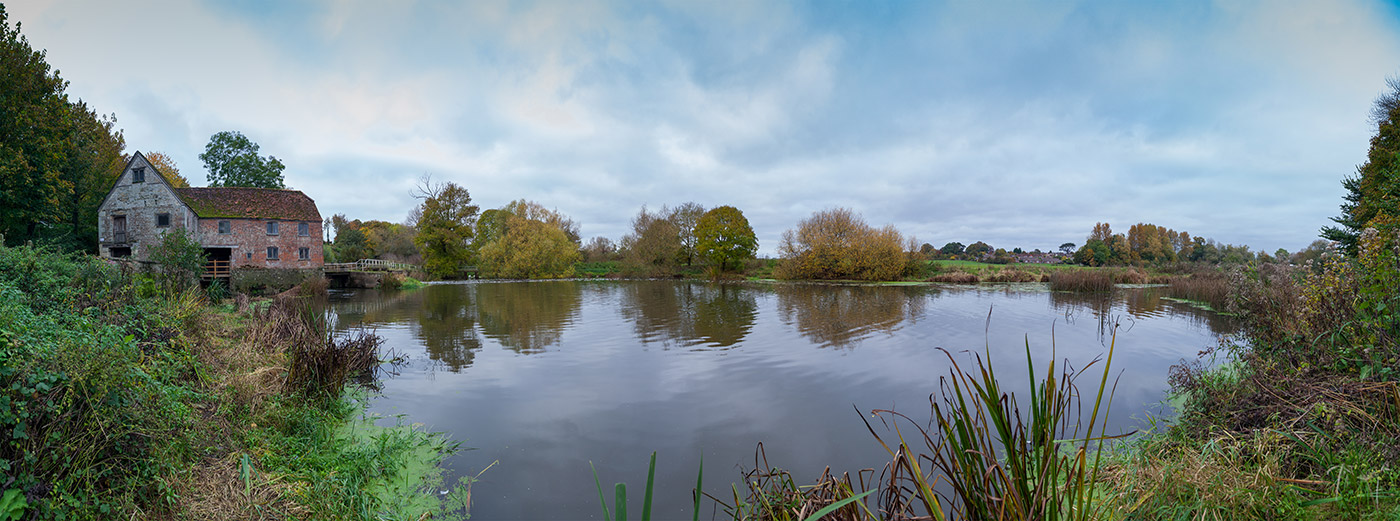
[{"left": 775, "top": 208, "right": 906, "bottom": 281}]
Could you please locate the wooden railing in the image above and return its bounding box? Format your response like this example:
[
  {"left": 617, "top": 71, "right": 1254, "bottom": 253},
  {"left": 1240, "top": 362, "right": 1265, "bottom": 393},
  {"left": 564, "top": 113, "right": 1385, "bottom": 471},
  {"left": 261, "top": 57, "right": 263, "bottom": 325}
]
[
  {"left": 202, "top": 259, "right": 231, "bottom": 279},
  {"left": 324, "top": 259, "right": 419, "bottom": 273}
]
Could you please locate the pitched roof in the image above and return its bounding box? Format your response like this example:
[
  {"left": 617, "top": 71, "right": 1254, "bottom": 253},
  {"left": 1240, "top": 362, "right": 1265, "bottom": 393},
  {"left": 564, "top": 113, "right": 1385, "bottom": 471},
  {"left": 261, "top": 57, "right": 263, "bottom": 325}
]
[{"left": 175, "top": 187, "right": 322, "bottom": 221}]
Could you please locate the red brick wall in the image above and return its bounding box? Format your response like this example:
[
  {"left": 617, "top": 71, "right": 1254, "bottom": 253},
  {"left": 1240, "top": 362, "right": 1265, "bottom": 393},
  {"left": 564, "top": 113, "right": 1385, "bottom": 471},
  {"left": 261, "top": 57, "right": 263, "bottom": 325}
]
[{"left": 195, "top": 218, "right": 324, "bottom": 268}]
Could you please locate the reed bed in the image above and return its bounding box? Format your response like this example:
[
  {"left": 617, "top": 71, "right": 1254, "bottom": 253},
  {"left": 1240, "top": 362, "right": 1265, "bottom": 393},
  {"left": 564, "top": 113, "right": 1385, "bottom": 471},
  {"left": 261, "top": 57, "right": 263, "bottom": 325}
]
[
  {"left": 928, "top": 272, "right": 981, "bottom": 284},
  {"left": 983, "top": 269, "right": 1039, "bottom": 283},
  {"left": 1166, "top": 271, "right": 1230, "bottom": 310},
  {"left": 1049, "top": 270, "right": 1115, "bottom": 292}
]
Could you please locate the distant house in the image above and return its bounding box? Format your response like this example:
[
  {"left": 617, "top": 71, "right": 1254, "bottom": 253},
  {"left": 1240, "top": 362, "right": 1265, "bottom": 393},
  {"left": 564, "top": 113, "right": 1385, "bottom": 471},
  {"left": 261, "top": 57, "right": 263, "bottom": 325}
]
[{"left": 96, "top": 151, "right": 324, "bottom": 272}]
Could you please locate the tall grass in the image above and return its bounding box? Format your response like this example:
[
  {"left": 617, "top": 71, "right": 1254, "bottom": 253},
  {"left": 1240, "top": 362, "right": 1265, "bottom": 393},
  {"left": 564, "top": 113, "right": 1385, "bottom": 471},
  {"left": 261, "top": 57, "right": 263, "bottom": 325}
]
[
  {"left": 860, "top": 330, "right": 1126, "bottom": 520},
  {"left": 1049, "top": 270, "right": 1115, "bottom": 292},
  {"left": 1166, "top": 271, "right": 1230, "bottom": 310}
]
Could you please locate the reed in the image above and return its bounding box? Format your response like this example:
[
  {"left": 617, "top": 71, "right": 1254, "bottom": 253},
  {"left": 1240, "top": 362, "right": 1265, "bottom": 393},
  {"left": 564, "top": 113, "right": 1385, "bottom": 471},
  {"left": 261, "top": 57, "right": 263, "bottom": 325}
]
[
  {"left": 929, "top": 272, "right": 981, "bottom": 284},
  {"left": 984, "top": 269, "right": 1038, "bottom": 283},
  {"left": 860, "top": 329, "right": 1126, "bottom": 520},
  {"left": 1166, "top": 272, "right": 1229, "bottom": 310},
  {"left": 1048, "top": 270, "right": 1114, "bottom": 292}
]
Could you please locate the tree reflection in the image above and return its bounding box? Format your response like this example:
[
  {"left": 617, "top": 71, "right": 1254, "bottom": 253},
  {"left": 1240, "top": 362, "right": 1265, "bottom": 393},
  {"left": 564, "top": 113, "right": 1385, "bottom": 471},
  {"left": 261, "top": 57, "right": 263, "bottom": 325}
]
[
  {"left": 476, "top": 281, "right": 582, "bottom": 354},
  {"left": 415, "top": 285, "right": 483, "bottom": 371},
  {"left": 775, "top": 284, "right": 927, "bottom": 348},
  {"left": 618, "top": 281, "right": 758, "bottom": 349}
]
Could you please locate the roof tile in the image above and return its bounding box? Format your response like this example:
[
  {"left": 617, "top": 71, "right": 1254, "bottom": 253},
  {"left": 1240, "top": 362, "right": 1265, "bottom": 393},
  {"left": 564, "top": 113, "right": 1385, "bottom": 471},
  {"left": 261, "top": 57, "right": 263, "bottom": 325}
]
[{"left": 175, "top": 187, "right": 321, "bottom": 222}]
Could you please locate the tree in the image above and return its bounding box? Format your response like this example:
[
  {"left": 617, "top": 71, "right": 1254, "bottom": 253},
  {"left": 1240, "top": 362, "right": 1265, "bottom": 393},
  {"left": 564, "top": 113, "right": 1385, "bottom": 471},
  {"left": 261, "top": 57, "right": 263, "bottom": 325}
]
[
  {"left": 143, "top": 151, "right": 190, "bottom": 188},
  {"left": 1324, "top": 76, "right": 1400, "bottom": 254},
  {"left": 694, "top": 206, "right": 757, "bottom": 273},
  {"left": 0, "top": 9, "right": 126, "bottom": 250},
  {"left": 1059, "top": 242, "right": 1076, "bottom": 255},
  {"left": 581, "top": 237, "right": 617, "bottom": 262},
  {"left": 940, "top": 242, "right": 966, "bottom": 258},
  {"left": 775, "top": 207, "right": 905, "bottom": 281},
  {"left": 412, "top": 177, "right": 479, "bottom": 278},
  {"left": 475, "top": 199, "right": 580, "bottom": 278},
  {"left": 621, "top": 205, "right": 683, "bottom": 275},
  {"left": 669, "top": 202, "right": 706, "bottom": 266},
  {"left": 965, "top": 241, "right": 992, "bottom": 259},
  {"left": 199, "top": 130, "right": 286, "bottom": 189}
]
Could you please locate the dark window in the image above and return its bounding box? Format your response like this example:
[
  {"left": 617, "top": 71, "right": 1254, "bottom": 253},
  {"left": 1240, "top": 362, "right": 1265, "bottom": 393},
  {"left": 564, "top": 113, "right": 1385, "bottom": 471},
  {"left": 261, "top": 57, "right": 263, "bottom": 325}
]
[
  {"left": 110, "top": 247, "right": 131, "bottom": 258},
  {"left": 267, "top": 246, "right": 279, "bottom": 260},
  {"left": 298, "top": 222, "right": 309, "bottom": 236},
  {"left": 266, "top": 221, "right": 279, "bottom": 235},
  {"left": 218, "top": 221, "right": 231, "bottom": 234},
  {"left": 156, "top": 213, "right": 170, "bottom": 227},
  {"left": 246, "top": 252, "right": 253, "bottom": 259},
  {"left": 132, "top": 167, "right": 145, "bottom": 183},
  {"left": 298, "top": 247, "right": 310, "bottom": 260}
]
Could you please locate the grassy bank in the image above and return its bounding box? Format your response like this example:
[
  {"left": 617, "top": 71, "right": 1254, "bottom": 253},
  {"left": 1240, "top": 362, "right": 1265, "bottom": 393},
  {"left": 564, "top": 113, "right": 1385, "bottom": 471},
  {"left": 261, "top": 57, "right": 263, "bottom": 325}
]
[{"left": 0, "top": 243, "right": 468, "bottom": 520}]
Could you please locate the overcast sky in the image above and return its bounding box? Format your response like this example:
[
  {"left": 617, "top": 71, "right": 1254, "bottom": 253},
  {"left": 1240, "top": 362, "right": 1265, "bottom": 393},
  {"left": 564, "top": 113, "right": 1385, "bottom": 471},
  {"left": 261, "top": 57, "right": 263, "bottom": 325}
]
[{"left": 11, "top": 1, "right": 1400, "bottom": 254}]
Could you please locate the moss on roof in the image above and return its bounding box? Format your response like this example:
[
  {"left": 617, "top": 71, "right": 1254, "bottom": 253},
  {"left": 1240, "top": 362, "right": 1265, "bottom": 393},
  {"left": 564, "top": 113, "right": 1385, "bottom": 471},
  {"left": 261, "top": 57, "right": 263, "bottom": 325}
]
[{"left": 175, "top": 187, "right": 322, "bottom": 221}]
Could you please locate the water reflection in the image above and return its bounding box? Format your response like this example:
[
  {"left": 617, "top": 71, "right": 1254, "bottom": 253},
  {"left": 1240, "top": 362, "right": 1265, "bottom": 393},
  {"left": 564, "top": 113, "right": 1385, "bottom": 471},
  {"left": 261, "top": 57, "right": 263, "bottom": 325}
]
[
  {"left": 476, "top": 281, "right": 582, "bottom": 354},
  {"left": 1048, "top": 288, "right": 1237, "bottom": 337},
  {"left": 775, "top": 284, "right": 929, "bottom": 348},
  {"left": 618, "top": 281, "right": 758, "bottom": 349},
  {"left": 417, "top": 285, "right": 483, "bottom": 371}
]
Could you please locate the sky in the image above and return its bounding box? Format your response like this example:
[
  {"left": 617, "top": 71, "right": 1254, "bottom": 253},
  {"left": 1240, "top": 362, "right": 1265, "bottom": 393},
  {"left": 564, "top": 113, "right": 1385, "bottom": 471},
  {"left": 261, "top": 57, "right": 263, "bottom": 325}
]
[{"left": 9, "top": 0, "right": 1400, "bottom": 255}]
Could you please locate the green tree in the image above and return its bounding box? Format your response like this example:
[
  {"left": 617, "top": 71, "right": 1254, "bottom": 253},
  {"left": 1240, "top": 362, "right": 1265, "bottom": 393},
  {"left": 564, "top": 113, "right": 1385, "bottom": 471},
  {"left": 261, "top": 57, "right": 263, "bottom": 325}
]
[
  {"left": 0, "top": 8, "right": 125, "bottom": 250},
  {"left": 1324, "top": 76, "right": 1400, "bottom": 254},
  {"left": 412, "top": 177, "right": 479, "bottom": 278},
  {"left": 965, "top": 241, "right": 992, "bottom": 259},
  {"left": 694, "top": 205, "right": 757, "bottom": 273},
  {"left": 669, "top": 202, "right": 706, "bottom": 266},
  {"left": 199, "top": 130, "right": 286, "bottom": 189},
  {"left": 940, "top": 242, "right": 966, "bottom": 258},
  {"left": 1059, "top": 242, "right": 1076, "bottom": 255}
]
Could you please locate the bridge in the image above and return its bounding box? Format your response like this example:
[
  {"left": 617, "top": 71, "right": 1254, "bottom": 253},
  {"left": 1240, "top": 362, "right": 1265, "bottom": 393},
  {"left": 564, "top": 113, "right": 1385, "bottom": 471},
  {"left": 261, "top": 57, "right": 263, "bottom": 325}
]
[{"left": 324, "top": 258, "right": 419, "bottom": 273}]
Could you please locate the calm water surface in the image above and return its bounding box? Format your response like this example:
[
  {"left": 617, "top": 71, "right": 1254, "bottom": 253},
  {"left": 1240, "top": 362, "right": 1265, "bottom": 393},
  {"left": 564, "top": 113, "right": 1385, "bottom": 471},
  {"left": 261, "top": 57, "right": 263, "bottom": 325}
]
[{"left": 328, "top": 280, "right": 1236, "bottom": 519}]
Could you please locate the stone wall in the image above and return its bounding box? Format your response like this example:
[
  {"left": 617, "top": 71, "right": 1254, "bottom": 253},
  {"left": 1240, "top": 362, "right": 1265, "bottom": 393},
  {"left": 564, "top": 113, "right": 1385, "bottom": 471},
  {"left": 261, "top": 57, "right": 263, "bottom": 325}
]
[
  {"left": 96, "top": 154, "right": 195, "bottom": 261},
  {"left": 230, "top": 267, "right": 324, "bottom": 295}
]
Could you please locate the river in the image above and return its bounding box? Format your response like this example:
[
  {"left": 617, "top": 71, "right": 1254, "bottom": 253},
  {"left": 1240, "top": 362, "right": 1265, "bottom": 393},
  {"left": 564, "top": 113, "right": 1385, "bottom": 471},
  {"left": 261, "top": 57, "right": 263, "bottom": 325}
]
[{"left": 328, "top": 280, "right": 1235, "bottom": 519}]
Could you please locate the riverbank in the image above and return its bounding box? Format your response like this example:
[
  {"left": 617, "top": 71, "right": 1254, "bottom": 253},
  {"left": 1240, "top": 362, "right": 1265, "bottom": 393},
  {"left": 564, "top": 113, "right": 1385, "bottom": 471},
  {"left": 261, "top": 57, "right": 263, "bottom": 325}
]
[{"left": 0, "top": 243, "right": 463, "bottom": 520}]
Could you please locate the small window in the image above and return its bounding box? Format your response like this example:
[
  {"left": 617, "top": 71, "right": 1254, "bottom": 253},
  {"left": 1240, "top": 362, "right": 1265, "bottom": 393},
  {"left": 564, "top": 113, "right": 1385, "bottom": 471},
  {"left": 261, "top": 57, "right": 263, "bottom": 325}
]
[
  {"left": 298, "top": 222, "right": 309, "bottom": 236},
  {"left": 266, "top": 221, "right": 279, "bottom": 235},
  {"left": 267, "top": 246, "right": 279, "bottom": 260},
  {"left": 246, "top": 252, "right": 253, "bottom": 260},
  {"left": 156, "top": 213, "right": 170, "bottom": 227},
  {"left": 132, "top": 167, "right": 145, "bottom": 183},
  {"left": 298, "top": 247, "right": 310, "bottom": 260},
  {"left": 218, "top": 221, "right": 231, "bottom": 234}
]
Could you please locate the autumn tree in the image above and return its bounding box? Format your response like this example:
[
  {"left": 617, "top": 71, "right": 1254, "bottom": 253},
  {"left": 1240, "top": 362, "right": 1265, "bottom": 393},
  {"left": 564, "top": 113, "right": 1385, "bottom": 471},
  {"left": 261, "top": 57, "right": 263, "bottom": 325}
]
[
  {"left": 412, "top": 177, "right": 479, "bottom": 278},
  {"left": 475, "top": 199, "right": 580, "bottom": 279},
  {"left": 965, "top": 241, "right": 992, "bottom": 259},
  {"left": 1325, "top": 76, "right": 1400, "bottom": 254},
  {"left": 775, "top": 207, "right": 906, "bottom": 281},
  {"left": 581, "top": 237, "right": 618, "bottom": 262},
  {"left": 694, "top": 205, "right": 758, "bottom": 273},
  {"left": 200, "top": 130, "right": 286, "bottom": 189},
  {"left": 143, "top": 151, "right": 190, "bottom": 188},
  {"left": 621, "top": 205, "right": 683, "bottom": 275}
]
